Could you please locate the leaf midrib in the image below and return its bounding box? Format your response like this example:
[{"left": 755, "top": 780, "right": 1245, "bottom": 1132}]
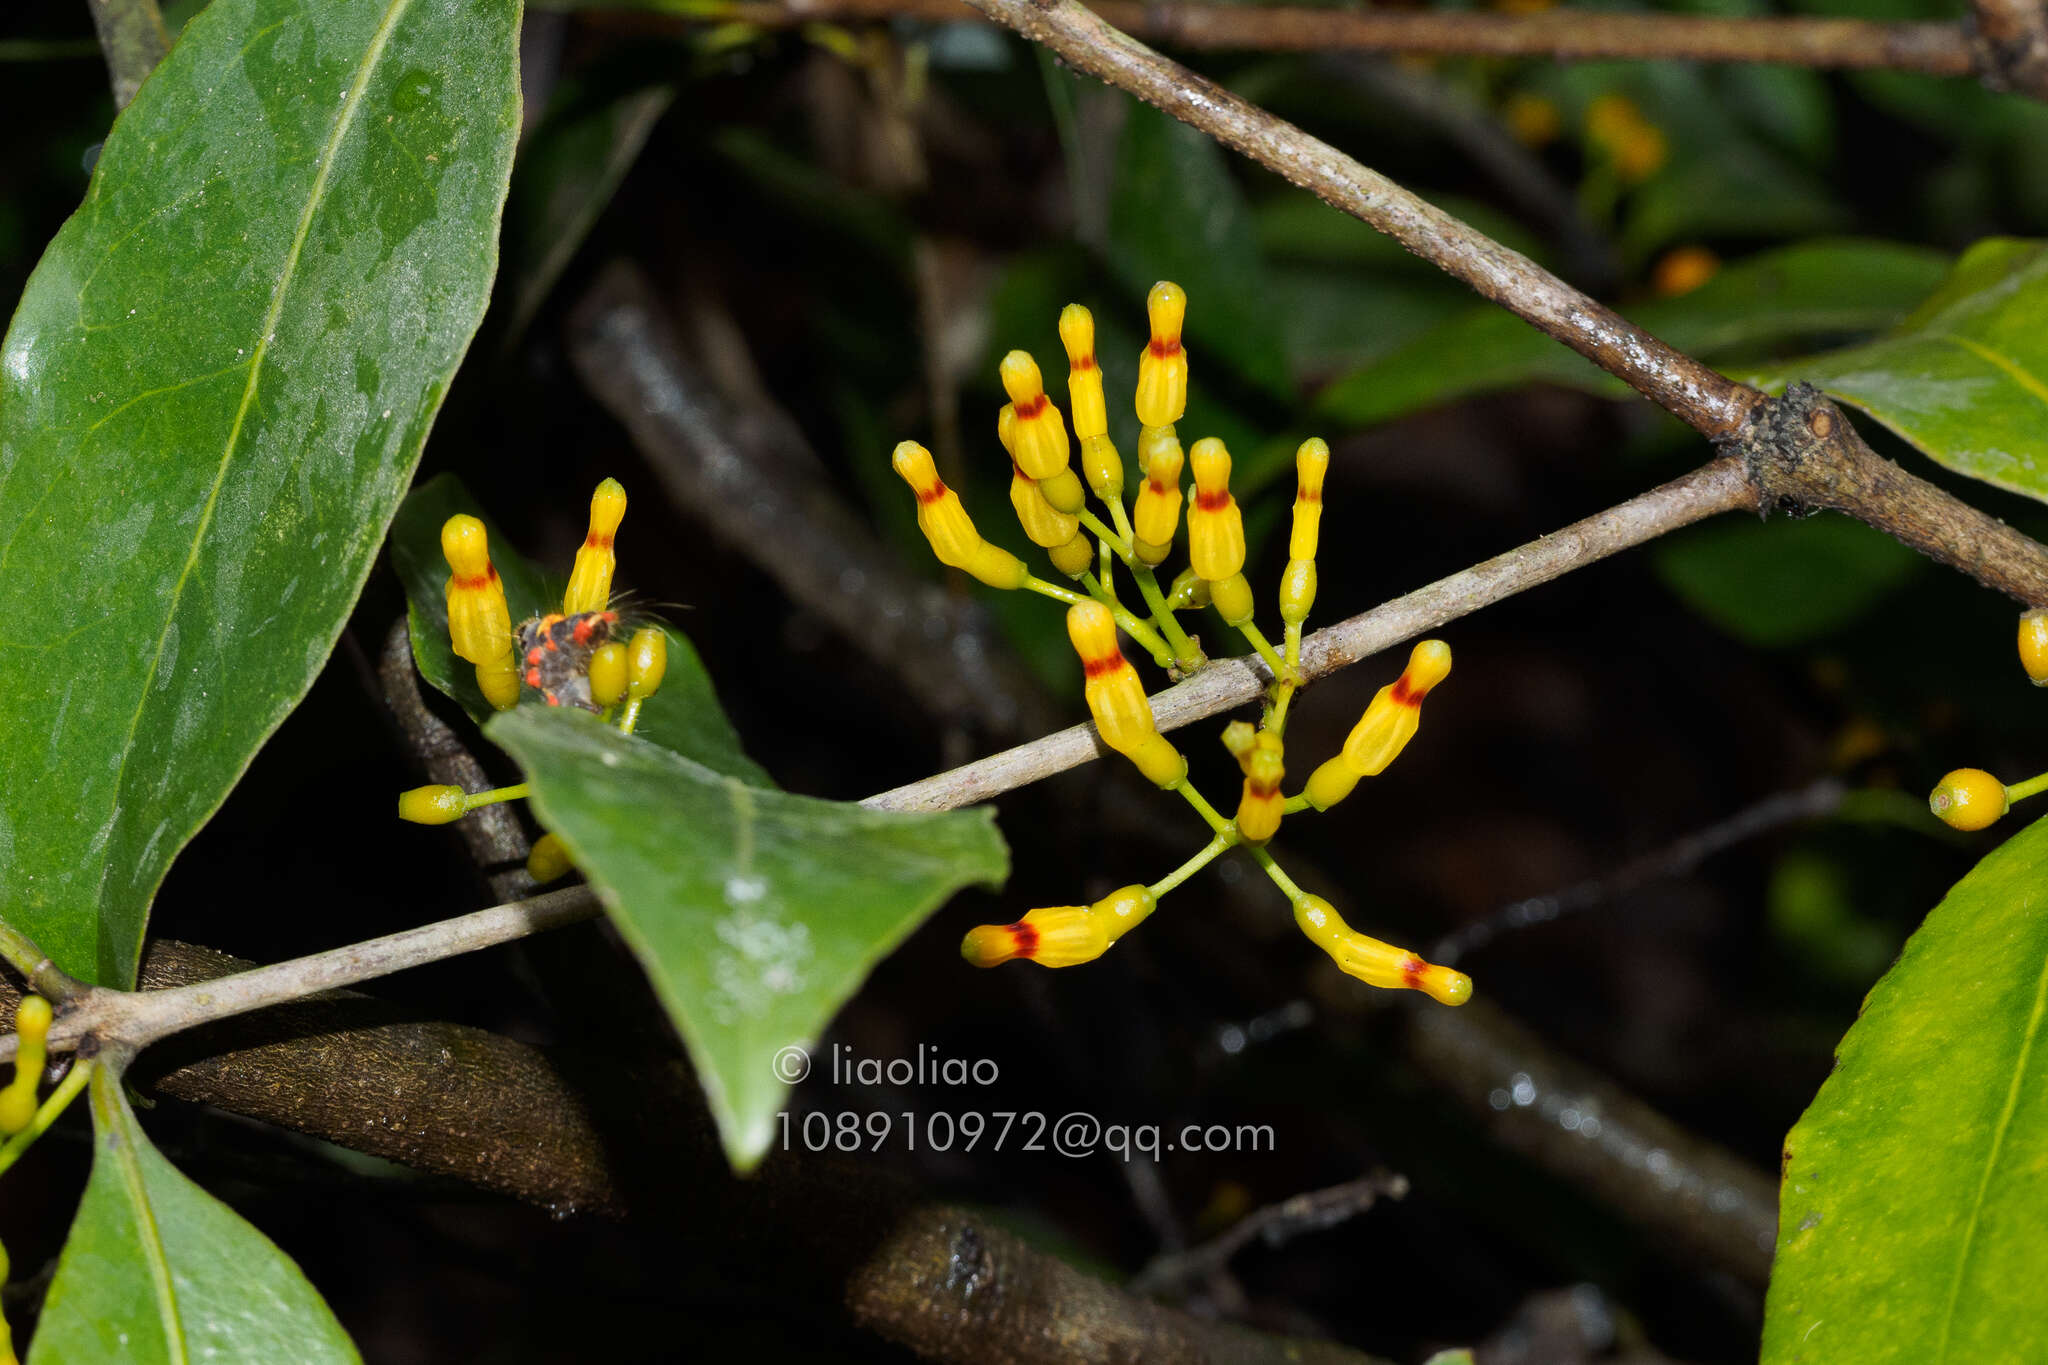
[
  {"left": 1931, "top": 888, "right": 2048, "bottom": 1362},
  {"left": 94, "top": 0, "right": 415, "bottom": 979},
  {"left": 93, "top": 1067, "right": 186, "bottom": 1365}
]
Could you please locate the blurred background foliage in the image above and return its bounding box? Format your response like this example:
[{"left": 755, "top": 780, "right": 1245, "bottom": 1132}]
[{"left": 6, "top": 0, "right": 2048, "bottom": 1358}]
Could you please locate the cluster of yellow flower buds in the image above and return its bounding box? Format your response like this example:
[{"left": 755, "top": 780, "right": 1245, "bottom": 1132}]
[
  {"left": 401, "top": 478, "right": 671, "bottom": 841},
  {"left": 903, "top": 281, "right": 1468, "bottom": 1003},
  {"left": 0, "top": 996, "right": 51, "bottom": 1135},
  {"left": 1926, "top": 609, "right": 2048, "bottom": 832}
]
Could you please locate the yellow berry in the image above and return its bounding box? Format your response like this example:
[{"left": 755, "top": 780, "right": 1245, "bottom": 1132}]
[
  {"left": 626, "top": 627, "right": 667, "bottom": 700},
  {"left": 962, "top": 905, "right": 1110, "bottom": 968},
  {"left": 1930, "top": 768, "right": 2008, "bottom": 831},
  {"left": 1059, "top": 304, "right": 1109, "bottom": 443},
  {"left": 2020, "top": 609, "right": 2048, "bottom": 686},
  {"left": 1136, "top": 281, "right": 1189, "bottom": 427},
  {"left": 1293, "top": 895, "right": 1471, "bottom": 1005},
  {"left": 563, "top": 478, "right": 627, "bottom": 614},
  {"left": 440, "top": 515, "right": 514, "bottom": 668},
  {"left": 892, "top": 441, "right": 1030, "bottom": 590},
  {"left": 1132, "top": 425, "right": 1184, "bottom": 564},
  {"left": 527, "top": 832, "right": 576, "bottom": 884},
  {"left": 1068, "top": 601, "right": 1186, "bottom": 787},
  {"left": 398, "top": 784, "right": 469, "bottom": 825},
  {"left": 587, "top": 641, "right": 628, "bottom": 708},
  {"left": 1186, "top": 437, "right": 1245, "bottom": 583}
]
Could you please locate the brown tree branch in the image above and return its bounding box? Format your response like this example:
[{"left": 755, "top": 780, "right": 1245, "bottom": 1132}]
[
  {"left": 1972, "top": 0, "right": 2048, "bottom": 97},
  {"left": 85, "top": 0, "right": 169, "bottom": 109},
  {"left": 574, "top": 0, "right": 1987, "bottom": 83}
]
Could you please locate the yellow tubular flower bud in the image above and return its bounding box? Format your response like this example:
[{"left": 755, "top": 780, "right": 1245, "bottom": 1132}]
[
  {"left": 441, "top": 515, "right": 513, "bottom": 667},
  {"left": 527, "top": 832, "right": 576, "bottom": 885},
  {"left": 1235, "top": 734, "right": 1285, "bottom": 845},
  {"left": 1930, "top": 768, "right": 2008, "bottom": 831},
  {"left": 1220, "top": 719, "right": 1257, "bottom": 761},
  {"left": 476, "top": 654, "right": 522, "bottom": 712},
  {"left": 588, "top": 641, "right": 628, "bottom": 709},
  {"left": 1136, "top": 281, "right": 1189, "bottom": 427},
  {"left": 1060, "top": 304, "right": 1109, "bottom": 442},
  {"left": 1303, "top": 754, "right": 1361, "bottom": 812},
  {"left": 892, "top": 441, "right": 1030, "bottom": 590},
  {"left": 1186, "top": 437, "right": 1245, "bottom": 582},
  {"left": 626, "top": 627, "right": 668, "bottom": 700},
  {"left": 1209, "top": 572, "right": 1254, "bottom": 628},
  {"left": 1291, "top": 438, "right": 1328, "bottom": 562},
  {"left": 1294, "top": 895, "right": 1472, "bottom": 1005},
  {"left": 2022, "top": 609, "right": 2048, "bottom": 685},
  {"left": 1047, "top": 533, "right": 1094, "bottom": 579},
  {"left": 398, "top": 784, "right": 469, "bottom": 825},
  {"left": 1010, "top": 465, "right": 1081, "bottom": 549},
  {"left": 1278, "top": 559, "right": 1317, "bottom": 627},
  {"left": 564, "top": 478, "right": 627, "bottom": 615},
  {"left": 962, "top": 905, "right": 1111, "bottom": 968},
  {"left": 1068, "top": 601, "right": 1187, "bottom": 787},
  {"left": 1339, "top": 640, "right": 1451, "bottom": 777},
  {"left": 999, "top": 351, "right": 1076, "bottom": 490},
  {"left": 0, "top": 995, "right": 52, "bottom": 1134},
  {"left": 1081, "top": 434, "right": 1124, "bottom": 500},
  {"left": 1133, "top": 425, "right": 1184, "bottom": 564}
]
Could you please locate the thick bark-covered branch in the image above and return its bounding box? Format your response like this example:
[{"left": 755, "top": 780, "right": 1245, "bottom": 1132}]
[{"left": 85, "top": 0, "right": 169, "bottom": 109}]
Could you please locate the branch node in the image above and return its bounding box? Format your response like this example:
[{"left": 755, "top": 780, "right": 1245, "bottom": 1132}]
[
  {"left": 1731, "top": 381, "right": 1844, "bottom": 521},
  {"left": 1971, "top": 0, "right": 2048, "bottom": 97}
]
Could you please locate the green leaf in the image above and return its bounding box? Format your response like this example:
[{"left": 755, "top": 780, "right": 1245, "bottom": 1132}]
[
  {"left": 501, "top": 82, "right": 675, "bottom": 345},
  {"left": 1750, "top": 239, "right": 2048, "bottom": 505},
  {"left": 30, "top": 1067, "right": 357, "bottom": 1364},
  {"left": 1652, "top": 513, "right": 1922, "bottom": 647},
  {"left": 487, "top": 707, "right": 1007, "bottom": 1169},
  {"left": 1317, "top": 240, "right": 1950, "bottom": 428},
  {"left": 1765, "top": 812, "right": 2048, "bottom": 1363},
  {"left": 0, "top": 0, "right": 520, "bottom": 987},
  {"left": 387, "top": 474, "right": 770, "bottom": 786},
  {"left": 1107, "top": 102, "right": 1291, "bottom": 400}
]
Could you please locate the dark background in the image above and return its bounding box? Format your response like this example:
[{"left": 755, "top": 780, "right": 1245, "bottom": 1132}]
[{"left": 7, "top": 0, "right": 2048, "bottom": 1359}]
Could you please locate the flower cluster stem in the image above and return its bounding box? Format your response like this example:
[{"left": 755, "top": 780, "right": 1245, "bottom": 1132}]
[
  {"left": 0, "top": 1058, "right": 92, "bottom": 1182},
  {"left": 1148, "top": 829, "right": 1235, "bottom": 897}
]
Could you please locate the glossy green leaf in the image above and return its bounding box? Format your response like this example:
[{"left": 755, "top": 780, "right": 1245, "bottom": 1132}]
[
  {"left": 30, "top": 1067, "right": 357, "bottom": 1363},
  {"left": 1107, "top": 102, "right": 1291, "bottom": 399},
  {"left": 1317, "top": 240, "right": 1949, "bottom": 428},
  {"left": 0, "top": 0, "right": 520, "bottom": 986},
  {"left": 1652, "top": 512, "right": 1921, "bottom": 647},
  {"left": 487, "top": 707, "right": 1007, "bottom": 1169},
  {"left": 1765, "top": 812, "right": 2048, "bottom": 1362},
  {"left": 501, "top": 82, "right": 675, "bottom": 345},
  {"left": 1751, "top": 239, "right": 2048, "bottom": 505},
  {"left": 387, "top": 474, "right": 770, "bottom": 786}
]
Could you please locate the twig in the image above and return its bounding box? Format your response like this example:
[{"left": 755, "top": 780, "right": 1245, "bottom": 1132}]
[
  {"left": 866, "top": 456, "right": 1756, "bottom": 811},
  {"left": 0, "top": 889, "right": 601, "bottom": 1065},
  {"left": 85, "top": 0, "right": 169, "bottom": 109},
  {"left": 378, "top": 617, "right": 536, "bottom": 903},
  {"left": 1433, "top": 778, "right": 1847, "bottom": 964},
  {"left": 1972, "top": 0, "right": 2048, "bottom": 97},
  {"left": 571, "top": 0, "right": 1984, "bottom": 83},
  {"left": 1129, "top": 1171, "right": 1409, "bottom": 1297},
  {"left": 1407, "top": 998, "right": 1779, "bottom": 1284},
  {"left": 0, "top": 921, "right": 86, "bottom": 1005}
]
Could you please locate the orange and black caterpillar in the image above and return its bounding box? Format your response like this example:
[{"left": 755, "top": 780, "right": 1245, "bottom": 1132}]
[{"left": 518, "top": 610, "right": 619, "bottom": 711}]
